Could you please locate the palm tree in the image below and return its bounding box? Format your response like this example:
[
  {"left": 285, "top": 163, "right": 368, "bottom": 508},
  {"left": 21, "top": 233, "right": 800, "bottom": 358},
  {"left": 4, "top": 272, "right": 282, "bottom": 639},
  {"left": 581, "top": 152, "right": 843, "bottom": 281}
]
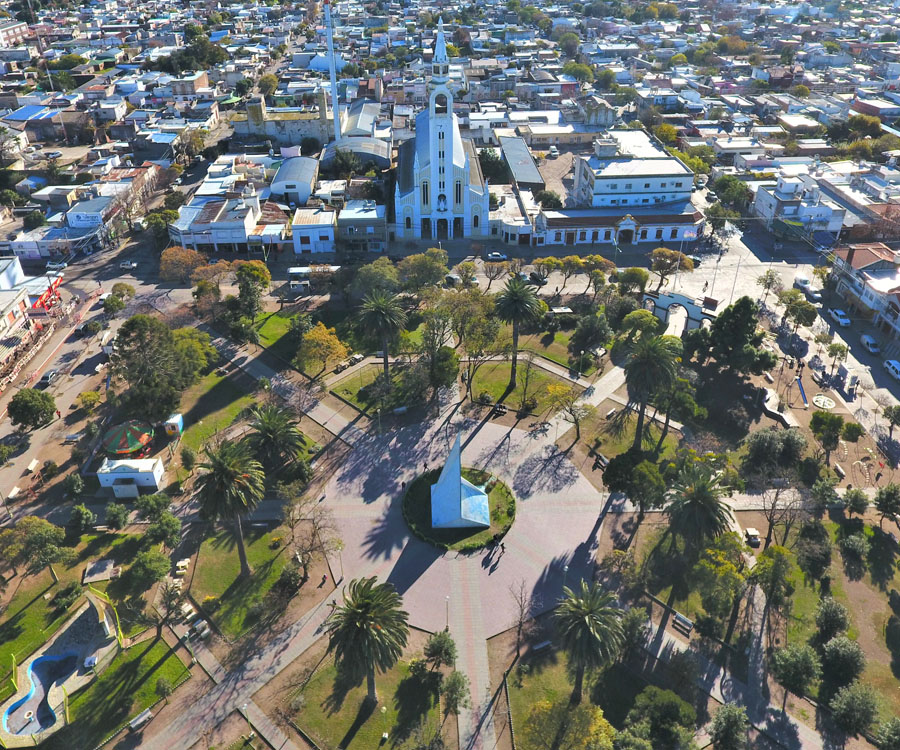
[
  {"left": 666, "top": 463, "right": 732, "bottom": 552},
  {"left": 196, "top": 440, "right": 265, "bottom": 578},
  {"left": 624, "top": 335, "right": 681, "bottom": 451},
  {"left": 359, "top": 291, "right": 407, "bottom": 378},
  {"left": 245, "top": 403, "right": 306, "bottom": 470},
  {"left": 326, "top": 576, "right": 409, "bottom": 704},
  {"left": 554, "top": 581, "right": 624, "bottom": 704},
  {"left": 495, "top": 277, "right": 541, "bottom": 390}
]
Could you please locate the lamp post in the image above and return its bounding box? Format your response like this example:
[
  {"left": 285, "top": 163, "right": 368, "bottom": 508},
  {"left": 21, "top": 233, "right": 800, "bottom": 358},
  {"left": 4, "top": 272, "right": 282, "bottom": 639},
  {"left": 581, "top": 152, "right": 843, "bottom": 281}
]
[
  {"left": 380, "top": 705, "right": 388, "bottom": 743},
  {"left": 445, "top": 595, "right": 450, "bottom": 631},
  {"left": 563, "top": 564, "right": 569, "bottom": 590}
]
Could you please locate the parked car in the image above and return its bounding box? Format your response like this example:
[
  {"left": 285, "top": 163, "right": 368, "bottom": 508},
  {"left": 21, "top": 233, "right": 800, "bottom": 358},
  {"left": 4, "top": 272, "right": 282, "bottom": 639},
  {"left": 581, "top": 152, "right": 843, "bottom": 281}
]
[
  {"left": 744, "top": 528, "right": 761, "bottom": 548},
  {"left": 44, "top": 150, "right": 63, "bottom": 159},
  {"left": 45, "top": 260, "right": 67, "bottom": 271},
  {"left": 829, "top": 308, "right": 851, "bottom": 327},
  {"left": 528, "top": 272, "right": 548, "bottom": 286},
  {"left": 804, "top": 288, "right": 823, "bottom": 303},
  {"left": 514, "top": 271, "right": 529, "bottom": 282},
  {"left": 687, "top": 254, "right": 701, "bottom": 267},
  {"left": 885, "top": 359, "right": 900, "bottom": 381},
  {"left": 485, "top": 252, "right": 507, "bottom": 262},
  {"left": 37, "top": 369, "right": 60, "bottom": 388},
  {"left": 119, "top": 260, "right": 138, "bottom": 271},
  {"left": 860, "top": 334, "right": 881, "bottom": 355},
  {"left": 548, "top": 145, "right": 559, "bottom": 158},
  {"left": 793, "top": 276, "right": 811, "bottom": 292}
]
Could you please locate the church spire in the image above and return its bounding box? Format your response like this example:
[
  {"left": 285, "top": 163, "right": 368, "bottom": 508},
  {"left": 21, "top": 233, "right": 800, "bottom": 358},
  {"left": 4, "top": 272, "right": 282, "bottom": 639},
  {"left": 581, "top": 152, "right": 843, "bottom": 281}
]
[{"left": 432, "top": 17, "right": 449, "bottom": 84}]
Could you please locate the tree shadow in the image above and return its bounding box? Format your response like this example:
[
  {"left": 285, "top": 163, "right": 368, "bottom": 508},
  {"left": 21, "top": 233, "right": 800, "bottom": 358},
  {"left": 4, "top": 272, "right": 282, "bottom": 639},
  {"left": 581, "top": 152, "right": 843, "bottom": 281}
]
[
  {"left": 323, "top": 664, "right": 363, "bottom": 715},
  {"left": 867, "top": 528, "right": 898, "bottom": 590},
  {"left": 385, "top": 539, "right": 442, "bottom": 597},
  {"left": 391, "top": 672, "right": 440, "bottom": 744}
]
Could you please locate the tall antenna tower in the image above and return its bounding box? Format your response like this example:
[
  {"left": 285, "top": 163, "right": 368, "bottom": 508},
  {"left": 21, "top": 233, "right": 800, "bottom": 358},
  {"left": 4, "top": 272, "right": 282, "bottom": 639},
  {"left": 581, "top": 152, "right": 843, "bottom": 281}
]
[{"left": 323, "top": 0, "right": 342, "bottom": 142}]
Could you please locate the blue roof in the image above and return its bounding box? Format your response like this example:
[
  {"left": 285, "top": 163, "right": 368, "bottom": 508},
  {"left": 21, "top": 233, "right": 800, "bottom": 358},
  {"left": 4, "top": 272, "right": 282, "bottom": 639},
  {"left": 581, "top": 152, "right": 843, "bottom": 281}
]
[{"left": 6, "top": 105, "right": 50, "bottom": 121}]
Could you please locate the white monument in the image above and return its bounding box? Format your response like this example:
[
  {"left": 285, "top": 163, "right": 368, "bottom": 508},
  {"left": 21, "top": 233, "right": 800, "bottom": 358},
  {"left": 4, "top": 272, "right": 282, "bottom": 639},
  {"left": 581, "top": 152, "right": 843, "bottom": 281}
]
[{"left": 430, "top": 434, "right": 491, "bottom": 529}]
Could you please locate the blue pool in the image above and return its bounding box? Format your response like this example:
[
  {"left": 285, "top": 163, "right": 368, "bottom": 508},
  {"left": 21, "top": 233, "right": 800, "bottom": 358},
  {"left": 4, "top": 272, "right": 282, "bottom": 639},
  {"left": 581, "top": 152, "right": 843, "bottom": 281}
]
[{"left": 2, "top": 652, "right": 77, "bottom": 735}]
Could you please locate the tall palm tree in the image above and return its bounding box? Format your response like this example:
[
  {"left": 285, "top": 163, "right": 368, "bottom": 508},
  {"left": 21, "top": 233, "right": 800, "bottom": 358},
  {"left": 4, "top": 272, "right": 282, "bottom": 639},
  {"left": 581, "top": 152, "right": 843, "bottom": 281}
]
[
  {"left": 245, "top": 402, "right": 306, "bottom": 470},
  {"left": 359, "top": 291, "right": 408, "bottom": 378},
  {"left": 326, "top": 576, "right": 409, "bottom": 704},
  {"left": 666, "top": 463, "right": 732, "bottom": 552},
  {"left": 624, "top": 335, "right": 681, "bottom": 451},
  {"left": 495, "top": 277, "right": 541, "bottom": 390},
  {"left": 196, "top": 440, "right": 265, "bottom": 578},
  {"left": 554, "top": 581, "right": 624, "bottom": 704}
]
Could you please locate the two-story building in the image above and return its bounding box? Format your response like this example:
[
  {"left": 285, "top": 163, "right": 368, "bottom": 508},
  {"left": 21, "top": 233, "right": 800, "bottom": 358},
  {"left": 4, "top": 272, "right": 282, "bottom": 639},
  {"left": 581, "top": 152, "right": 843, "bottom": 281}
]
[
  {"left": 753, "top": 176, "right": 845, "bottom": 238},
  {"left": 291, "top": 205, "right": 337, "bottom": 254},
  {"left": 831, "top": 242, "right": 900, "bottom": 339},
  {"left": 338, "top": 200, "right": 386, "bottom": 253}
]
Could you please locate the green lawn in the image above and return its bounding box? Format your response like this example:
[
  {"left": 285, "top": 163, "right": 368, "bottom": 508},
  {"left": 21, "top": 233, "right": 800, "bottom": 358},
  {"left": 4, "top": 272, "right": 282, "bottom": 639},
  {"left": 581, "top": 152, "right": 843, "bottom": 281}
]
[
  {"left": 254, "top": 310, "right": 295, "bottom": 363},
  {"left": 295, "top": 658, "right": 441, "bottom": 750},
  {"left": 43, "top": 638, "right": 189, "bottom": 750},
  {"left": 471, "top": 360, "right": 576, "bottom": 414},
  {"left": 403, "top": 468, "right": 515, "bottom": 551},
  {"left": 331, "top": 364, "right": 387, "bottom": 410},
  {"left": 582, "top": 405, "right": 681, "bottom": 459},
  {"left": 0, "top": 533, "right": 148, "bottom": 682},
  {"left": 191, "top": 526, "right": 289, "bottom": 640},
  {"left": 515, "top": 329, "right": 596, "bottom": 376},
  {"left": 508, "top": 651, "right": 646, "bottom": 738},
  {"left": 180, "top": 371, "right": 256, "bottom": 453}
]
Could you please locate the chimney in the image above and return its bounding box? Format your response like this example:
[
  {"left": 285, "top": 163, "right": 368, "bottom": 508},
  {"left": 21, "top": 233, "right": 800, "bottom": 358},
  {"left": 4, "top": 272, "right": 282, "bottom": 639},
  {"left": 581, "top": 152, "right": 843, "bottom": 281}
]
[{"left": 845, "top": 244, "right": 856, "bottom": 269}]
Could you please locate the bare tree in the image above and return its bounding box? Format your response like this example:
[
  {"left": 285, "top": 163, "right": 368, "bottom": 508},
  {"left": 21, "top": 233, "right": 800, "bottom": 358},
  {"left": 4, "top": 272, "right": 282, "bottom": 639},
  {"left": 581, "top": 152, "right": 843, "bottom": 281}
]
[
  {"left": 483, "top": 261, "right": 509, "bottom": 290},
  {"left": 758, "top": 483, "right": 807, "bottom": 549},
  {"left": 509, "top": 579, "right": 541, "bottom": 656},
  {"left": 279, "top": 481, "right": 342, "bottom": 583},
  {"left": 518, "top": 351, "right": 538, "bottom": 412}
]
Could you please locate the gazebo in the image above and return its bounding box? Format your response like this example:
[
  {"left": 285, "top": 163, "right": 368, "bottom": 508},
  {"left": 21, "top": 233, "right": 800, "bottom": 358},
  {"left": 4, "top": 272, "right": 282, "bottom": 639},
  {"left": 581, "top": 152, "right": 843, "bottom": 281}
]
[
  {"left": 431, "top": 435, "right": 490, "bottom": 529},
  {"left": 101, "top": 420, "right": 154, "bottom": 458}
]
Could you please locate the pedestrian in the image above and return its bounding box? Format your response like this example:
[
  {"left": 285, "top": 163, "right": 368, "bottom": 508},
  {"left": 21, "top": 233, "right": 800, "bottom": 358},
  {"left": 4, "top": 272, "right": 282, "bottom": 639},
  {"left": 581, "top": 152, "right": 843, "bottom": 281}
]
[
  {"left": 321, "top": 574, "right": 328, "bottom": 585},
  {"left": 703, "top": 280, "right": 709, "bottom": 293},
  {"left": 500, "top": 542, "right": 506, "bottom": 554},
  {"left": 55, "top": 410, "right": 61, "bottom": 419}
]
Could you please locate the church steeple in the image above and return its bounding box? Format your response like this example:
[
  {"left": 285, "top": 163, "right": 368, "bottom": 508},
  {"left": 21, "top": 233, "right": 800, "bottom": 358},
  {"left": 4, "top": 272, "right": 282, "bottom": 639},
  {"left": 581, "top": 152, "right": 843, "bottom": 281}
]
[{"left": 432, "top": 17, "right": 449, "bottom": 85}]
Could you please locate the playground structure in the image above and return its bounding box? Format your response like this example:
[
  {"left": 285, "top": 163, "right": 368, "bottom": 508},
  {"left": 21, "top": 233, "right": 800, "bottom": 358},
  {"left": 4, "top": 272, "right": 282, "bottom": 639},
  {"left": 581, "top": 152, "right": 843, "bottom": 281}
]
[{"left": 642, "top": 290, "right": 716, "bottom": 333}]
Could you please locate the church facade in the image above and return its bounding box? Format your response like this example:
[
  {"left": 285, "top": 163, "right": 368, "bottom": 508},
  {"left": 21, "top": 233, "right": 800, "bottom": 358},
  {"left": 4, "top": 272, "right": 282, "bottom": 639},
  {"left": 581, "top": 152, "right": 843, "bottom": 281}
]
[{"left": 394, "top": 19, "right": 491, "bottom": 242}]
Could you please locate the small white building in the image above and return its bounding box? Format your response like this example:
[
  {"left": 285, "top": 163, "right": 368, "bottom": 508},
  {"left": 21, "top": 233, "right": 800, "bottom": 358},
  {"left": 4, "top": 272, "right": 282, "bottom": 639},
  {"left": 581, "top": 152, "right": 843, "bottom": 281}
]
[
  {"left": 97, "top": 457, "right": 165, "bottom": 498},
  {"left": 291, "top": 205, "right": 337, "bottom": 254}
]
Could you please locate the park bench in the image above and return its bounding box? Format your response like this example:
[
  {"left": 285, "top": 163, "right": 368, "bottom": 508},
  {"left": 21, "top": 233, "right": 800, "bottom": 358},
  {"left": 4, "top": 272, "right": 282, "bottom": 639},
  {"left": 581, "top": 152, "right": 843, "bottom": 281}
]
[
  {"left": 672, "top": 613, "right": 694, "bottom": 635},
  {"left": 594, "top": 453, "right": 610, "bottom": 471},
  {"left": 129, "top": 709, "right": 153, "bottom": 731},
  {"left": 532, "top": 640, "right": 552, "bottom": 652}
]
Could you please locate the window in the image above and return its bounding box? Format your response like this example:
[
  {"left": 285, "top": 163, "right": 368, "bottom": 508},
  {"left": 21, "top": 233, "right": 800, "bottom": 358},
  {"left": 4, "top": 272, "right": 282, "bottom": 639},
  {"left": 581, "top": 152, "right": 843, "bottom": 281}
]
[
  {"left": 674, "top": 182, "right": 682, "bottom": 187},
  {"left": 642, "top": 198, "right": 649, "bottom": 203},
  {"left": 434, "top": 93, "right": 448, "bottom": 114},
  {"left": 604, "top": 230, "right": 611, "bottom": 240},
  {"left": 640, "top": 229, "right": 648, "bottom": 239},
  {"left": 644, "top": 183, "right": 650, "bottom": 188},
  {"left": 555, "top": 231, "right": 562, "bottom": 241},
  {"left": 611, "top": 199, "right": 618, "bottom": 205},
  {"left": 439, "top": 150, "right": 445, "bottom": 161},
  {"left": 579, "top": 231, "right": 586, "bottom": 241},
  {"left": 473, "top": 214, "right": 479, "bottom": 228},
  {"left": 625, "top": 183, "right": 632, "bottom": 189},
  {"left": 438, "top": 130, "right": 445, "bottom": 141},
  {"left": 670, "top": 228, "right": 678, "bottom": 239},
  {"left": 300, "top": 235, "right": 310, "bottom": 245},
  {"left": 655, "top": 229, "right": 663, "bottom": 239},
  {"left": 439, "top": 165, "right": 445, "bottom": 175},
  {"left": 405, "top": 216, "right": 412, "bottom": 229},
  {"left": 422, "top": 181, "right": 429, "bottom": 205},
  {"left": 661, "top": 182, "right": 667, "bottom": 188},
  {"left": 455, "top": 180, "right": 462, "bottom": 204},
  {"left": 610, "top": 183, "right": 617, "bottom": 189},
  {"left": 319, "top": 235, "right": 330, "bottom": 241},
  {"left": 285, "top": 184, "right": 296, "bottom": 189}
]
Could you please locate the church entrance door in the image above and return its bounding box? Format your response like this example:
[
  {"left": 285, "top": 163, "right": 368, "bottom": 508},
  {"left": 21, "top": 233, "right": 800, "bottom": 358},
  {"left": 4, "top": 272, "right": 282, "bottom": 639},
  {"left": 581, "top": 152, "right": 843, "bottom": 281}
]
[{"left": 436, "top": 219, "right": 449, "bottom": 240}]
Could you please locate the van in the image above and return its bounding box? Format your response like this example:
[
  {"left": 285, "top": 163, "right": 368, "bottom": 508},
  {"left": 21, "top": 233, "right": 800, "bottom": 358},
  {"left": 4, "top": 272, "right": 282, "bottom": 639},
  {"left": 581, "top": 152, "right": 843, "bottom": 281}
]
[
  {"left": 46, "top": 260, "right": 67, "bottom": 271},
  {"left": 885, "top": 359, "right": 900, "bottom": 381},
  {"left": 445, "top": 273, "right": 461, "bottom": 286},
  {"left": 548, "top": 145, "right": 559, "bottom": 158}
]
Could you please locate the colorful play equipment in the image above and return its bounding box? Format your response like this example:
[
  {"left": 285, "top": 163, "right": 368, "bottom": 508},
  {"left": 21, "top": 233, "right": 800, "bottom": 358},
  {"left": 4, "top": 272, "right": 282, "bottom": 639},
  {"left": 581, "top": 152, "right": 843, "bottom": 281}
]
[{"left": 101, "top": 420, "right": 154, "bottom": 457}]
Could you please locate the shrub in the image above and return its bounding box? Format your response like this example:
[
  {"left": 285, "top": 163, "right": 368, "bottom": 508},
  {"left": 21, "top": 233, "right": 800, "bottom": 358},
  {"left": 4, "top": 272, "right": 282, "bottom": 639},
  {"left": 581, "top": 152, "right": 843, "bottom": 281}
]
[
  {"left": 841, "top": 422, "right": 864, "bottom": 442},
  {"left": 840, "top": 533, "right": 868, "bottom": 561},
  {"left": 476, "top": 391, "right": 493, "bottom": 405},
  {"left": 105, "top": 503, "right": 129, "bottom": 529},
  {"left": 63, "top": 473, "right": 84, "bottom": 497},
  {"left": 830, "top": 681, "right": 878, "bottom": 737}
]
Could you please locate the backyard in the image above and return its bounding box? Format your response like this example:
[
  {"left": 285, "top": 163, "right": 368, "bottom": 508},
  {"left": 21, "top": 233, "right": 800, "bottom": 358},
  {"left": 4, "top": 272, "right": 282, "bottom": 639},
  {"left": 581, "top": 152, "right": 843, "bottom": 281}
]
[{"left": 190, "top": 524, "right": 290, "bottom": 640}]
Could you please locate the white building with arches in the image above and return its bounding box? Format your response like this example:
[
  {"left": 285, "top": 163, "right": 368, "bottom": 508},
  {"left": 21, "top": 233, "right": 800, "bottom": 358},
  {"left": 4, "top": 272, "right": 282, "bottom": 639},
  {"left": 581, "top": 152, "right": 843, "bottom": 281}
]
[{"left": 394, "top": 19, "right": 491, "bottom": 242}]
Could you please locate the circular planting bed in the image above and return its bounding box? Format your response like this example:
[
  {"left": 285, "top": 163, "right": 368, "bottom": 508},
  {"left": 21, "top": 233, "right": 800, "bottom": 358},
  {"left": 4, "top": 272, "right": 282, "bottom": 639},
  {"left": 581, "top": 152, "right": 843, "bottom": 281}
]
[{"left": 402, "top": 468, "right": 516, "bottom": 551}]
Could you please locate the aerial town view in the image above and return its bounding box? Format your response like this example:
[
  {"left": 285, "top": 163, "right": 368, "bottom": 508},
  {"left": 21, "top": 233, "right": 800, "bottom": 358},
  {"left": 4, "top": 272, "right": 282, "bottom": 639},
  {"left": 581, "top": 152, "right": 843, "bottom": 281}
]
[{"left": 3, "top": 0, "right": 900, "bottom": 748}]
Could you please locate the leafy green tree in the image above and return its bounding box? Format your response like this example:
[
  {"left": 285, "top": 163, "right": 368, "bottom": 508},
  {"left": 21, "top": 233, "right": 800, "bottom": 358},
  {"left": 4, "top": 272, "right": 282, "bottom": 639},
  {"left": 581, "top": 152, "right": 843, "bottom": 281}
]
[
  {"left": 810, "top": 410, "right": 844, "bottom": 464},
  {"left": 844, "top": 487, "right": 868, "bottom": 519},
  {"left": 622, "top": 686, "right": 696, "bottom": 748},
  {"left": 146, "top": 512, "right": 182, "bottom": 549},
  {"left": 68, "top": 503, "right": 95, "bottom": 533},
  {"left": 617, "top": 267, "right": 650, "bottom": 294},
  {"left": 751, "top": 545, "right": 795, "bottom": 611},
  {"left": 145, "top": 209, "right": 178, "bottom": 246},
  {"left": 105, "top": 503, "right": 129, "bottom": 530},
  {"left": 756, "top": 269, "right": 783, "bottom": 304},
  {"left": 424, "top": 629, "right": 457, "bottom": 669},
  {"left": 706, "top": 201, "right": 740, "bottom": 232},
  {"left": 829, "top": 682, "right": 878, "bottom": 738},
  {"left": 883, "top": 404, "right": 900, "bottom": 438},
  {"left": 771, "top": 644, "right": 820, "bottom": 709},
  {"left": 624, "top": 335, "right": 682, "bottom": 451},
  {"left": 795, "top": 520, "right": 832, "bottom": 581},
  {"left": 23, "top": 210, "right": 46, "bottom": 231},
  {"left": 629, "top": 460, "right": 667, "bottom": 519},
  {"left": 496, "top": 277, "right": 542, "bottom": 391},
  {"left": 523, "top": 700, "right": 615, "bottom": 750},
  {"left": 129, "top": 548, "right": 170, "bottom": 590},
  {"left": 713, "top": 174, "right": 752, "bottom": 208},
  {"left": 441, "top": 670, "right": 470, "bottom": 715},
  {"left": 710, "top": 703, "right": 749, "bottom": 750},
  {"left": 554, "top": 581, "right": 624, "bottom": 703},
  {"left": 258, "top": 73, "right": 279, "bottom": 95},
  {"left": 569, "top": 313, "right": 611, "bottom": 358},
  {"left": 562, "top": 61, "right": 594, "bottom": 83},
  {"left": 245, "top": 403, "right": 307, "bottom": 470},
  {"left": 875, "top": 717, "right": 900, "bottom": 750},
  {"left": 707, "top": 297, "right": 777, "bottom": 374},
  {"left": 235, "top": 260, "right": 271, "bottom": 318},
  {"left": 653, "top": 123, "right": 678, "bottom": 145},
  {"left": 621, "top": 309, "right": 662, "bottom": 342},
  {"left": 326, "top": 576, "right": 409, "bottom": 704},
  {"left": 351, "top": 257, "right": 400, "bottom": 297},
  {"left": 103, "top": 294, "right": 125, "bottom": 315},
  {"left": 874, "top": 483, "right": 900, "bottom": 529},
  {"left": 196, "top": 440, "right": 265, "bottom": 578},
  {"left": 8, "top": 388, "right": 55, "bottom": 430},
  {"left": 234, "top": 78, "right": 253, "bottom": 97},
  {"left": 693, "top": 533, "right": 746, "bottom": 624},
  {"left": 397, "top": 248, "right": 449, "bottom": 293},
  {"left": 822, "top": 635, "right": 866, "bottom": 687},
  {"left": 741, "top": 427, "right": 806, "bottom": 476},
  {"left": 135, "top": 492, "right": 171, "bottom": 522},
  {"left": 478, "top": 148, "right": 510, "bottom": 182},
  {"left": 535, "top": 189, "right": 563, "bottom": 208},
  {"left": 359, "top": 291, "right": 408, "bottom": 379},
  {"left": 558, "top": 32, "right": 580, "bottom": 57},
  {"left": 667, "top": 463, "right": 731, "bottom": 552},
  {"left": 650, "top": 247, "right": 693, "bottom": 291},
  {"left": 816, "top": 597, "right": 850, "bottom": 642}
]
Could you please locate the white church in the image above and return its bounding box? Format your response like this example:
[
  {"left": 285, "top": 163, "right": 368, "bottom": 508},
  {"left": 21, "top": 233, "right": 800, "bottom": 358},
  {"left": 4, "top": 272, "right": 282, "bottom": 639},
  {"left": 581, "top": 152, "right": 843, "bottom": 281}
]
[{"left": 394, "top": 19, "right": 491, "bottom": 242}]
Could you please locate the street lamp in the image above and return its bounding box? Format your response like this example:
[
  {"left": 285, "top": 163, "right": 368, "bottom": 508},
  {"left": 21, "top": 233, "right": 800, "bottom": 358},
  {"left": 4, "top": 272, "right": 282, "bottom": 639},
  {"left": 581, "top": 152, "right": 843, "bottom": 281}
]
[
  {"left": 563, "top": 564, "right": 569, "bottom": 590},
  {"left": 380, "top": 705, "right": 389, "bottom": 743},
  {"left": 445, "top": 595, "right": 450, "bottom": 631}
]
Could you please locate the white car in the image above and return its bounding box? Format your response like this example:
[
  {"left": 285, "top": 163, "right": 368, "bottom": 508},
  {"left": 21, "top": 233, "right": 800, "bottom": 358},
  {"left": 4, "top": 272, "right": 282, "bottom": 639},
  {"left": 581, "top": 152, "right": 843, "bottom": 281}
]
[
  {"left": 793, "top": 276, "right": 811, "bottom": 291},
  {"left": 45, "top": 260, "right": 67, "bottom": 271},
  {"left": 119, "top": 260, "right": 138, "bottom": 271},
  {"left": 548, "top": 145, "right": 559, "bottom": 158},
  {"left": 885, "top": 359, "right": 900, "bottom": 381},
  {"left": 829, "top": 308, "right": 851, "bottom": 327},
  {"left": 45, "top": 150, "right": 63, "bottom": 159},
  {"left": 860, "top": 334, "right": 880, "bottom": 355},
  {"left": 485, "top": 252, "right": 507, "bottom": 262}
]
